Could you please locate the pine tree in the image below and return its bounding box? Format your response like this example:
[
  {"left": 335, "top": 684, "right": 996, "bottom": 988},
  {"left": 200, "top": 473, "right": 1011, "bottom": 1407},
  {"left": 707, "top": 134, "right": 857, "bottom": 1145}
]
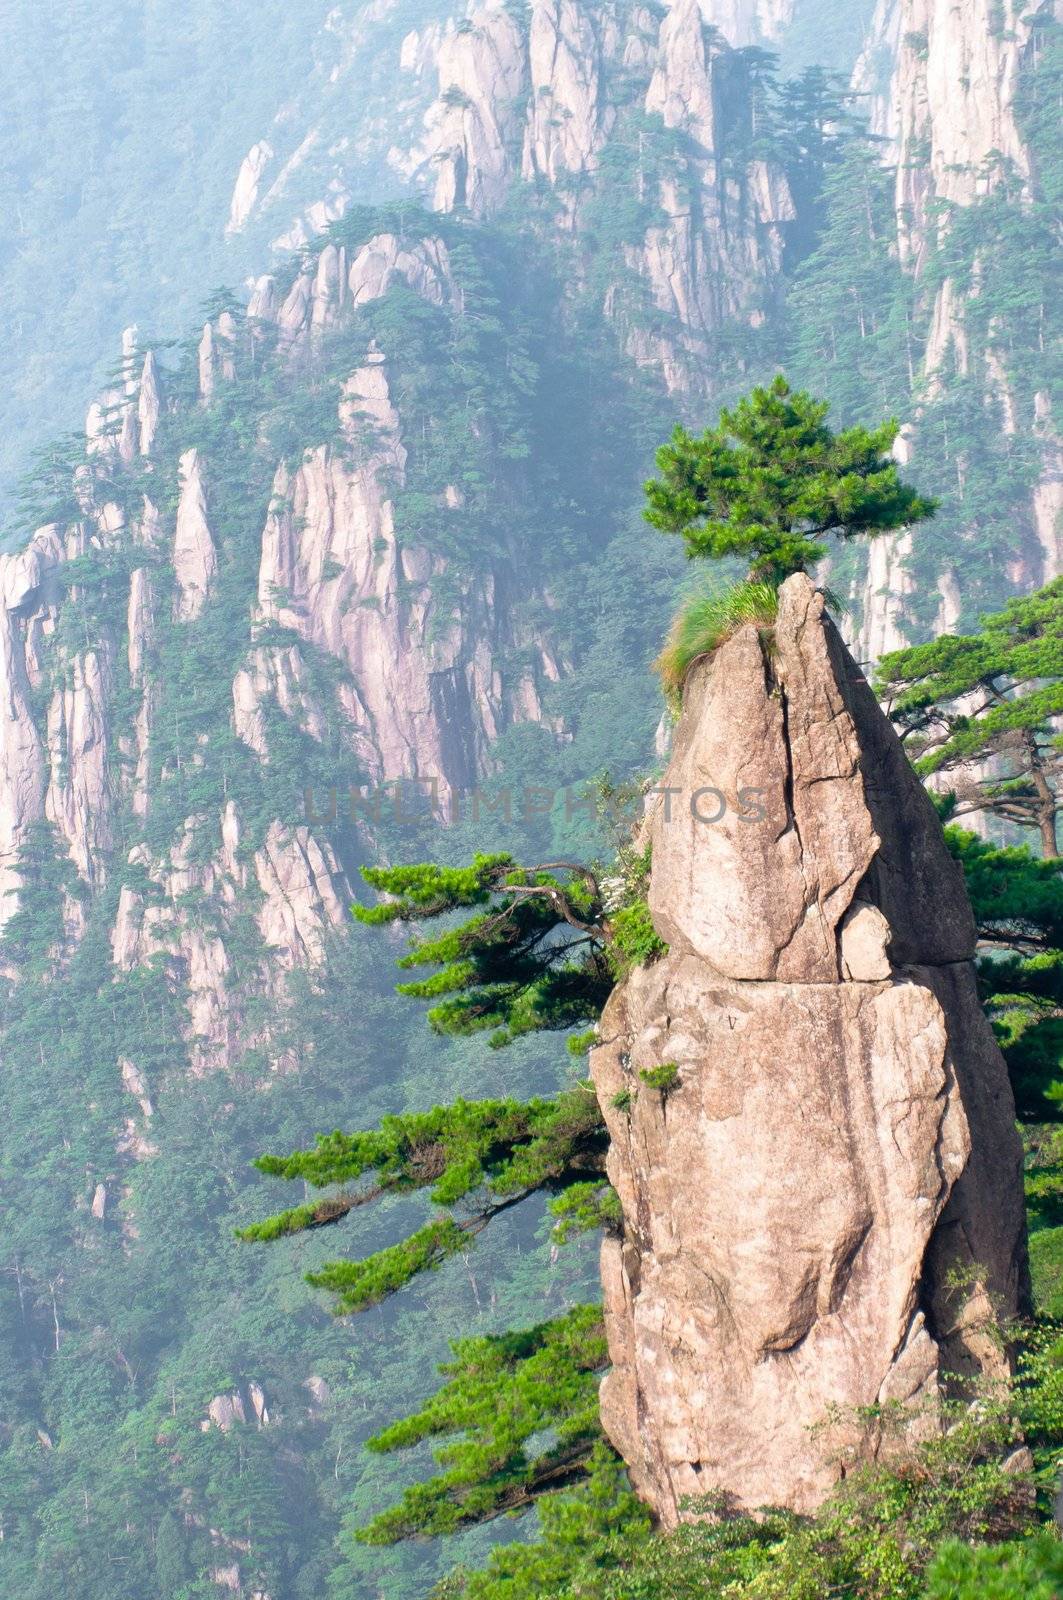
[
  {"left": 644, "top": 375, "right": 936, "bottom": 583},
  {"left": 349, "top": 853, "right": 614, "bottom": 1047},
  {"left": 877, "top": 580, "right": 1063, "bottom": 857},
  {"left": 239, "top": 845, "right": 665, "bottom": 1539}
]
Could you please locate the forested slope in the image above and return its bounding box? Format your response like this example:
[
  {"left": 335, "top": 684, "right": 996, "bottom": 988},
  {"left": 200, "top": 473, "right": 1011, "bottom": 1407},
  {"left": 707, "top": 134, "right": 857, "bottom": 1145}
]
[{"left": 0, "top": 2, "right": 1059, "bottom": 1597}]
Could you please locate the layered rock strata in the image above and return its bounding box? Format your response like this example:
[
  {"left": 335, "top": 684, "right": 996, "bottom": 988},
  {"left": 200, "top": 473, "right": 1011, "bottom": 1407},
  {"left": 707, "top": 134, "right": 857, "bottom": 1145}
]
[{"left": 592, "top": 573, "right": 1029, "bottom": 1522}]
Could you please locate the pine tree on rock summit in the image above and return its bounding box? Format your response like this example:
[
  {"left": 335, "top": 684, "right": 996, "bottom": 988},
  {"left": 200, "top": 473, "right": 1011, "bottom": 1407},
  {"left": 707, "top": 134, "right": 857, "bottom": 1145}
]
[{"left": 644, "top": 374, "right": 936, "bottom": 584}]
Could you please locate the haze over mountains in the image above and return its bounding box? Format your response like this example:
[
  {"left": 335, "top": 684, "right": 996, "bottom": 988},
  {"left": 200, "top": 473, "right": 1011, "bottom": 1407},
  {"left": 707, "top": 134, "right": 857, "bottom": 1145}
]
[{"left": 0, "top": 2, "right": 1058, "bottom": 1596}]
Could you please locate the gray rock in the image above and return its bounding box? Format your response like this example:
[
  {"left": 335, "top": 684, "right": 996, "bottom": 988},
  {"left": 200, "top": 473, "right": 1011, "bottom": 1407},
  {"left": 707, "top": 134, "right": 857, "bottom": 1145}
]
[{"left": 593, "top": 573, "right": 1028, "bottom": 1525}]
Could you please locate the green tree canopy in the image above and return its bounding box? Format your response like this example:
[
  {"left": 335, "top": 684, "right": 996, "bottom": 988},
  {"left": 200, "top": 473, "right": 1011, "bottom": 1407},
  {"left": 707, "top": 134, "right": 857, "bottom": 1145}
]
[
  {"left": 239, "top": 844, "right": 666, "bottom": 1544},
  {"left": 878, "top": 580, "right": 1063, "bottom": 856},
  {"left": 643, "top": 374, "right": 936, "bottom": 583},
  {"left": 947, "top": 828, "right": 1063, "bottom": 1123},
  {"left": 350, "top": 853, "right": 613, "bottom": 1047}
]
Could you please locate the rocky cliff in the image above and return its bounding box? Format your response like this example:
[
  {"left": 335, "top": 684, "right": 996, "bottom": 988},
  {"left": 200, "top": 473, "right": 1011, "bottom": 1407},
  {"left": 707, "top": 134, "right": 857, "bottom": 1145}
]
[
  {"left": 846, "top": 0, "right": 1062, "bottom": 659},
  {"left": 0, "top": 222, "right": 566, "bottom": 1074},
  {"left": 217, "top": 0, "right": 1059, "bottom": 663},
  {"left": 0, "top": 1, "right": 812, "bottom": 1084},
  {"left": 231, "top": 0, "right": 795, "bottom": 397},
  {"left": 592, "top": 574, "right": 1029, "bottom": 1521},
  {"left": 399, "top": 0, "right": 794, "bottom": 391}
]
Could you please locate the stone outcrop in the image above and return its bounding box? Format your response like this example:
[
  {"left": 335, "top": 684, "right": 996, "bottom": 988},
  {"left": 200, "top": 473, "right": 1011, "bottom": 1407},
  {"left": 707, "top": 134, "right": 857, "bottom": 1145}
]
[
  {"left": 242, "top": 354, "right": 557, "bottom": 797},
  {"left": 173, "top": 449, "right": 218, "bottom": 621},
  {"left": 257, "top": 232, "right": 456, "bottom": 355},
  {"left": 522, "top": 0, "right": 613, "bottom": 195},
  {"left": 421, "top": 4, "right": 527, "bottom": 214},
  {"left": 0, "top": 526, "right": 61, "bottom": 925},
  {"left": 0, "top": 215, "right": 560, "bottom": 1072},
  {"left": 626, "top": 0, "right": 793, "bottom": 388},
  {"left": 592, "top": 573, "right": 1028, "bottom": 1523},
  {"left": 393, "top": 0, "right": 794, "bottom": 390},
  {"left": 111, "top": 804, "right": 347, "bottom": 1074},
  {"left": 227, "top": 140, "right": 275, "bottom": 234}
]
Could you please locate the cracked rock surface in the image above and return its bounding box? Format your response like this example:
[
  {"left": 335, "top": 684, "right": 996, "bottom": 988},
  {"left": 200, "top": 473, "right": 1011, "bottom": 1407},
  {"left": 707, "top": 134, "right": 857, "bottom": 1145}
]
[{"left": 592, "top": 572, "right": 1028, "bottom": 1522}]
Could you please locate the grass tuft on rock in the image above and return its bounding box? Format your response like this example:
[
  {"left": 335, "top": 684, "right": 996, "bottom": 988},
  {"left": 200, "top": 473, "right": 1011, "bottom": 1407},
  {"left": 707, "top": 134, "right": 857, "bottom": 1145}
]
[{"left": 654, "top": 580, "right": 779, "bottom": 700}]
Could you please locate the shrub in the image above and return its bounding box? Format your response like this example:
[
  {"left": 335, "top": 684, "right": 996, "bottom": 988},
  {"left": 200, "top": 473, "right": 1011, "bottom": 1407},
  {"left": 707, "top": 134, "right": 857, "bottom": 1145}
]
[
  {"left": 609, "top": 898, "right": 668, "bottom": 973},
  {"left": 639, "top": 1062, "right": 680, "bottom": 1092},
  {"left": 920, "top": 1531, "right": 1063, "bottom": 1599}
]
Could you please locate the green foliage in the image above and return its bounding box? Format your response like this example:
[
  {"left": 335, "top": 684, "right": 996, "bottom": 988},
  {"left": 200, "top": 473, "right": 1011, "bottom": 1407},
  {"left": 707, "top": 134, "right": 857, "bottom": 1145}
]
[
  {"left": 566, "top": 1028, "right": 599, "bottom": 1057},
  {"left": 0, "top": 822, "right": 81, "bottom": 976},
  {"left": 436, "top": 1446, "right": 650, "bottom": 1600},
  {"left": 355, "top": 855, "right": 613, "bottom": 1047},
  {"left": 879, "top": 581, "right": 1063, "bottom": 855},
  {"left": 548, "top": 1183, "right": 622, "bottom": 1243},
  {"left": 920, "top": 1532, "right": 1063, "bottom": 1600},
  {"left": 438, "top": 1378, "right": 1052, "bottom": 1599},
  {"left": 638, "top": 1061, "right": 680, "bottom": 1093},
  {"left": 241, "top": 1073, "right": 607, "bottom": 1384},
  {"left": 243, "top": 1086, "right": 606, "bottom": 1230},
  {"left": 644, "top": 375, "right": 935, "bottom": 583},
  {"left": 948, "top": 829, "right": 1063, "bottom": 948},
  {"left": 654, "top": 579, "right": 780, "bottom": 696},
  {"left": 786, "top": 142, "right": 914, "bottom": 426},
  {"left": 946, "top": 829, "right": 1063, "bottom": 1120},
  {"left": 608, "top": 897, "right": 668, "bottom": 973},
  {"left": 305, "top": 1217, "right": 470, "bottom": 1314},
  {"left": 359, "top": 1306, "right": 607, "bottom": 1543}
]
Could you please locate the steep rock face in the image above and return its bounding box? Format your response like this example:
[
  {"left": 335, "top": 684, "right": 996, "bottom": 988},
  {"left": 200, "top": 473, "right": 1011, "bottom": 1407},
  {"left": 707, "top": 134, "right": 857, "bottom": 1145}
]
[
  {"left": 0, "top": 232, "right": 560, "bottom": 1068},
  {"left": 522, "top": 0, "right": 613, "bottom": 196},
  {"left": 851, "top": 0, "right": 1062, "bottom": 651},
  {"left": 173, "top": 449, "right": 218, "bottom": 621},
  {"left": 417, "top": 4, "right": 528, "bottom": 214},
  {"left": 44, "top": 644, "right": 114, "bottom": 884},
  {"left": 111, "top": 804, "right": 347, "bottom": 1073},
  {"left": 245, "top": 355, "right": 554, "bottom": 794},
  {"left": 227, "top": 140, "right": 275, "bottom": 234},
  {"left": 257, "top": 231, "right": 456, "bottom": 355},
  {"left": 850, "top": 0, "right": 904, "bottom": 147},
  {"left": 846, "top": 527, "right": 915, "bottom": 665},
  {"left": 694, "top": 0, "right": 796, "bottom": 45},
  {"left": 592, "top": 574, "right": 1028, "bottom": 1523},
  {"left": 628, "top": 0, "right": 794, "bottom": 388},
  {"left": 400, "top": 0, "right": 793, "bottom": 391},
  {"left": 0, "top": 529, "right": 58, "bottom": 923},
  {"left": 894, "top": 0, "right": 1039, "bottom": 270}
]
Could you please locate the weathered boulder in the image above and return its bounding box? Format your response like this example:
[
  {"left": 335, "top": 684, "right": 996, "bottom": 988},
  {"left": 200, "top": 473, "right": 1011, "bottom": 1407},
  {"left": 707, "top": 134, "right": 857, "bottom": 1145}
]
[{"left": 592, "top": 572, "right": 1028, "bottom": 1524}]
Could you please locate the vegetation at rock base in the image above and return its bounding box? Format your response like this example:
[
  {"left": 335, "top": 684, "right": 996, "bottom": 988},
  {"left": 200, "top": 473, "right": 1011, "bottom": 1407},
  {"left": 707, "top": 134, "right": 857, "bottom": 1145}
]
[
  {"left": 879, "top": 580, "right": 1063, "bottom": 857},
  {"left": 644, "top": 375, "right": 936, "bottom": 585}
]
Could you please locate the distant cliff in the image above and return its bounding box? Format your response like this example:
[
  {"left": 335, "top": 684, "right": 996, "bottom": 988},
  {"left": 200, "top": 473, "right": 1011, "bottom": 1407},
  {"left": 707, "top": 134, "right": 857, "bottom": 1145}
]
[{"left": 846, "top": 0, "right": 1061, "bottom": 659}]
